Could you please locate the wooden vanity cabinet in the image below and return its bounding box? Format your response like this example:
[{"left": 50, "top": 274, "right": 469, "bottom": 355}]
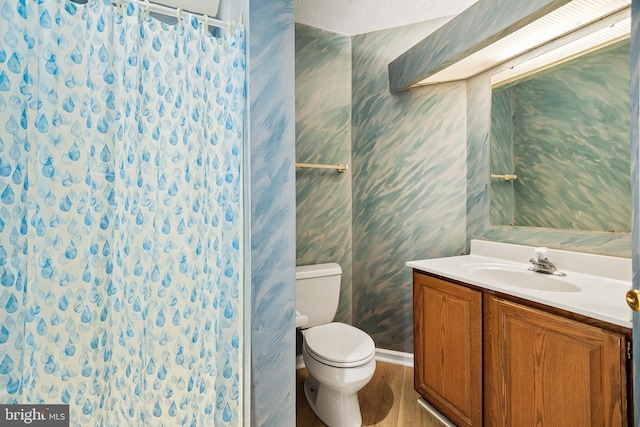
[
  {"left": 413, "top": 271, "right": 483, "bottom": 427},
  {"left": 413, "top": 270, "right": 630, "bottom": 427},
  {"left": 484, "top": 295, "right": 627, "bottom": 427}
]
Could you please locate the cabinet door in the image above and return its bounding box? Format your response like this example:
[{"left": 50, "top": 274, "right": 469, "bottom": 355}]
[
  {"left": 485, "top": 295, "right": 627, "bottom": 427},
  {"left": 414, "top": 272, "right": 483, "bottom": 427}
]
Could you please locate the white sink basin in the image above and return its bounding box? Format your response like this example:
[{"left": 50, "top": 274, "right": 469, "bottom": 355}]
[
  {"left": 461, "top": 263, "right": 581, "bottom": 293},
  {"left": 406, "top": 240, "right": 632, "bottom": 328}
]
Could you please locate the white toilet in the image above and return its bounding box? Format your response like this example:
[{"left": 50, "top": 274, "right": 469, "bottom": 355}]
[{"left": 296, "top": 263, "right": 376, "bottom": 427}]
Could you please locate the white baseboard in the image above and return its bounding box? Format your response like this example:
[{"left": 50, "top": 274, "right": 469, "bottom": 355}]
[
  {"left": 375, "top": 348, "right": 414, "bottom": 367},
  {"left": 296, "top": 348, "right": 413, "bottom": 370}
]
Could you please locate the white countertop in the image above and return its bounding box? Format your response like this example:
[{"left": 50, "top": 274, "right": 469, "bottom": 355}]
[{"left": 407, "top": 240, "right": 632, "bottom": 329}]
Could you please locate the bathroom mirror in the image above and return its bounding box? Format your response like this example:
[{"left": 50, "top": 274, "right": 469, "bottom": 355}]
[{"left": 489, "top": 38, "right": 631, "bottom": 233}]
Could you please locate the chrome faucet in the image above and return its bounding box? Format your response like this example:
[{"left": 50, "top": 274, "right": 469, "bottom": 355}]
[{"left": 528, "top": 247, "right": 566, "bottom": 276}]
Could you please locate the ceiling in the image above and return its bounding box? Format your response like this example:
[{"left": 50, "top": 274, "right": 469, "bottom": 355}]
[{"left": 294, "top": 0, "right": 479, "bottom": 36}]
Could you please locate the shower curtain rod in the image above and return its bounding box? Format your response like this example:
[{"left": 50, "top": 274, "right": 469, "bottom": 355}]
[{"left": 122, "top": 0, "right": 232, "bottom": 30}]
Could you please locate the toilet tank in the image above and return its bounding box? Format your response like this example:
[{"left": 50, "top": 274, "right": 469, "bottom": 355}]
[{"left": 295, "top": 263, "right": 342, "bottom": 329}]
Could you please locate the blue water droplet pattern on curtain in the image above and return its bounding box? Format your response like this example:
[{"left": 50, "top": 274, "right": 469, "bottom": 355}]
[{"left": 0, "top": 0, "right": 245, "bottom": 425}]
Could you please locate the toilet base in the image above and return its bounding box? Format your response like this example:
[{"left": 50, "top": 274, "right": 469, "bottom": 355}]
[{"left": 304, "top": 374, "right": 363, "bottom": 427}]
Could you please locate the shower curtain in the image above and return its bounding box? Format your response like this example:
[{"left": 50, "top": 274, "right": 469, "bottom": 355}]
[{"left": 0, "top": 0, "right": 245, "bottom": 425}]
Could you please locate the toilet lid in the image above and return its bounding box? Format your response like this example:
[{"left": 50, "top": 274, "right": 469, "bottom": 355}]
[{"left": 304, "top": 322, "right": 375, "bottom": 365}]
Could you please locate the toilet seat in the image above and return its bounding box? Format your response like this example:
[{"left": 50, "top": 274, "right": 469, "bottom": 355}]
[{"left": 304, "top": 322, "right": 375, "bottom": 368}]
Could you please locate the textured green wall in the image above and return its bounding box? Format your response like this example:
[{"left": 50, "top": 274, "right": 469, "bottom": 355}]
[
  {"left": 295, "top": 24, "right": 353, "bottom": 324},
  {"left": 248, "top": 0, "right": 297, "bottom": 424},
  {"left": 295, "top": 19, "right": 468, "bottom": 353},
  {"left": 351, "top": 21, "right": 467, "bottom": 352}
]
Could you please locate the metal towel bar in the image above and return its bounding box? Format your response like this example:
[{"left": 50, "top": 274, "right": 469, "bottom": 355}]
[{"left": 296, "top": 163, "right": 349, "bottom": 173}]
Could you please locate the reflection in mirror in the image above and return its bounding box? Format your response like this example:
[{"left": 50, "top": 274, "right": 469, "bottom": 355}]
[{"left": 490, "top": 39, "right": 631, "bottom": 232}]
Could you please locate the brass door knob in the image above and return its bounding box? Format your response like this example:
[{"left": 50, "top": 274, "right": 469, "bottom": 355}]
[{"left": 626, "top": 289, "right": 640, "bottom": 311}]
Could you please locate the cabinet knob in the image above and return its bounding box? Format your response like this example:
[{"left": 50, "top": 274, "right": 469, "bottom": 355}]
[{"left": 626, "top": 289, "right": 640, "bottom": 312}]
